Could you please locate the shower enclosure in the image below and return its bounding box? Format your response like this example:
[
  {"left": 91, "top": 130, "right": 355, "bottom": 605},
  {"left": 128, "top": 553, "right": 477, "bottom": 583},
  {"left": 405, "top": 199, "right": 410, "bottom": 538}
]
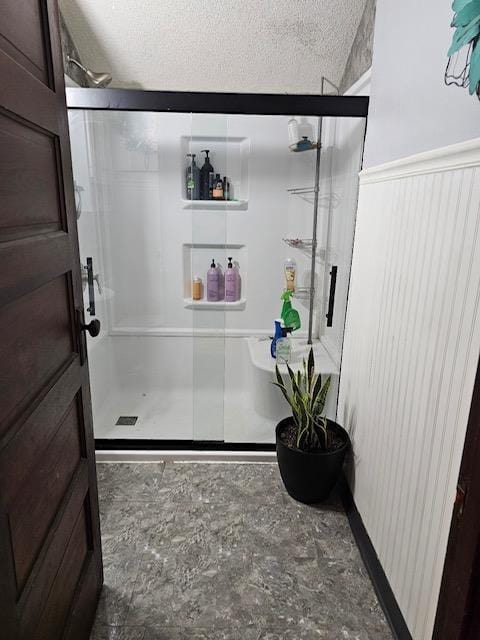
[{"left": 67, "top": 89, "right": 367, "bottom": 447}]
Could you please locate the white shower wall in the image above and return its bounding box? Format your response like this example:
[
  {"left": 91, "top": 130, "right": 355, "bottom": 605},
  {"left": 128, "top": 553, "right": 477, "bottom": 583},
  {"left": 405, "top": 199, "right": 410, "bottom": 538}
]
[{"left": 68, "top": 108, "right": 361, "bottom": 441}]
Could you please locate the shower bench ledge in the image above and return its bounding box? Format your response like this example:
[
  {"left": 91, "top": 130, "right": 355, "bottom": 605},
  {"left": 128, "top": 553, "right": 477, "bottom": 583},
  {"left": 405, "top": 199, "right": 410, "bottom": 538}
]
[{"left": 247, "top": 337, "right": 339, "bottom": 375}]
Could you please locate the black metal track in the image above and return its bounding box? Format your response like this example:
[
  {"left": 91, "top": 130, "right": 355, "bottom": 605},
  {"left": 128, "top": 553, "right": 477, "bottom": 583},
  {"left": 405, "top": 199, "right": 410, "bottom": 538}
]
[
  {"left": 66, "top": 88, "right": 369, "bottom": 118},
  {"left": 95, "top": 438, "right": 276, "bottom": 452}
]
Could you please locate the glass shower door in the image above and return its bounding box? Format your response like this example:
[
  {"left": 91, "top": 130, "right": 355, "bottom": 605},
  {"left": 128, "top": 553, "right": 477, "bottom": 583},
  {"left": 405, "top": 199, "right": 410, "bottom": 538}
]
[
  {"left": 189, "top": 113, "right": 229, "bottom": 441},
  {"left": 69, "top": 108, "right": 199, "bottom": 441}
]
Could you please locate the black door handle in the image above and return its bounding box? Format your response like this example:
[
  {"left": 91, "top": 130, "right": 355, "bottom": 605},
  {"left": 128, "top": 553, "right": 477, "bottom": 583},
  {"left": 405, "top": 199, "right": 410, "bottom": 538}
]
[
  {"left": 326, "top": 265, "right": 337, "bottom": 327},
  {"left": 82, "top": 318, "right": 101, "bottom": 337}
]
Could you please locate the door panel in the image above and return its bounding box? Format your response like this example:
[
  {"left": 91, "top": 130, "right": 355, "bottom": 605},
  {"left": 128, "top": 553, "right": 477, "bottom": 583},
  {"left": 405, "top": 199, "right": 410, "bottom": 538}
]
[
  {"left": 0, "top": 112, "right": 64, "bottom": 235},
  {"left": 0, "top": 276, "right": 73, "bottom": 435},
  {"left": 9, "top": 400, "right": 82, "bottom": 593},
  {"left": 0, "top": 0, "right": 52, "bottom": 85},
  {"left": 0, "top": 1, "right": 102, "bottom": 638}
]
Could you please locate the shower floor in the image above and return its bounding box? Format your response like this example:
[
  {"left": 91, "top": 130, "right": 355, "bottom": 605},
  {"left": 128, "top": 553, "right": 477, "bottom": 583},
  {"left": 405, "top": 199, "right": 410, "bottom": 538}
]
[
  {"left": 90, "top": 462, "right": 392, "bottom": 639},
  {"left": 93, "top": 390, "right": 277, "bottom": 443}
]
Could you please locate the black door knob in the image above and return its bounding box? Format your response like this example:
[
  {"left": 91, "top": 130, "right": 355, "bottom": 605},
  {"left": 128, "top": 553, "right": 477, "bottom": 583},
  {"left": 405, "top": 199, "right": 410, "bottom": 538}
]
[{"left": 82, "top": 318, "right": 101, "bottom": 337}]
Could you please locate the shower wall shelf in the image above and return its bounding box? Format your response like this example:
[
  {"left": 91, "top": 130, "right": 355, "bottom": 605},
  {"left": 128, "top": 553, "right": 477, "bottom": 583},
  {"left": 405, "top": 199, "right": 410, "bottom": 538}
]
[
  {"left": 292, "top": 287, "right": 313, "bottom": 300},
  {"left": 283, "top": 238, "right": 313, "bottom": 249},
  {"left": 182, "top": 242, "right": 246, "bottom": 309},
  {"left": 181, "top": 135, "right": 250, "bottom": 208},
  {"left": 181, "top": 199, "right": 248, "bottom": 211},
  {"left": 287, "top": 187, "right": 318, "bottom": 194},
  {"left": 290, "top": 142, "right": 321, "bottom": 153},
  {"left": 184, "top": 297, "right": 247, "bottom": 310}
]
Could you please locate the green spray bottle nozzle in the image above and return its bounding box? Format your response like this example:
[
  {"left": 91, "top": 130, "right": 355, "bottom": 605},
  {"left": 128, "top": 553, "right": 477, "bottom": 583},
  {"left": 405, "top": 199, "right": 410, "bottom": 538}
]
[{"left": 280, "top": 290, "right": 301, "bottom": 331}]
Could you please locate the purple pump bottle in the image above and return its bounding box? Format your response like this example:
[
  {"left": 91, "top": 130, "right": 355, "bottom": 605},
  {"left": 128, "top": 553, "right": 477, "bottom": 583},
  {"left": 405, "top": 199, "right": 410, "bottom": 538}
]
[
  {"left": 225, "top": 257, "right": 238, "bottom": 302},
  {"left": 207, "top": 259, "right": 220, "bottom": 301}
]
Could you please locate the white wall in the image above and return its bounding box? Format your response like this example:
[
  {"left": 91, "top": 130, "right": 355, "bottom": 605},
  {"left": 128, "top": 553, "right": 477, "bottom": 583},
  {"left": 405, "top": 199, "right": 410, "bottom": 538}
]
[
  {"left": 339, "top": 140, "right": 480, "bottom": 639},
  {"left": 364, "top": 0, "right": 480, "bottom": 168}
]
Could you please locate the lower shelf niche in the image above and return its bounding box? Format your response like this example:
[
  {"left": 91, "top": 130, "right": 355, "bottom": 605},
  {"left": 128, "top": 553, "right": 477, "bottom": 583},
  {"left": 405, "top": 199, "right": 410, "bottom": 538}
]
[
  {"left": 184, "top": 298, "right": 247, "bottom": 310},
  {"left": 182, "top": 242, "right": 246, "bottom": 310}
]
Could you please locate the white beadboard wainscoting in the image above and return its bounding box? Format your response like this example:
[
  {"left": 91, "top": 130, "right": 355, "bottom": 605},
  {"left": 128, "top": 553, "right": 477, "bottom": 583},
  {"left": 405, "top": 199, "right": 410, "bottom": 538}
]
[{"left": 338, "top": 138, "right": 480, "bottom": 640}]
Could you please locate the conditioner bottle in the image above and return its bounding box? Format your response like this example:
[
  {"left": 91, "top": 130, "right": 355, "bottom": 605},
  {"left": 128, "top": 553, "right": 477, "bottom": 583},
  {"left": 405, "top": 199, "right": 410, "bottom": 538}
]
[
  {"left": 207, "top": 259, "right": 220, "bottom": 301},
  {"left": 225, "top": 257, "right": 239, "bottom": 302}
]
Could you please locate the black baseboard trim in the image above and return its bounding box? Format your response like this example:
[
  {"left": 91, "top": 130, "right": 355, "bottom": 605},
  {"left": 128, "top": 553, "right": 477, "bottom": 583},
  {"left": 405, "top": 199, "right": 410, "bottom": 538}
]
[
  {"left": 341, "top": 477, "right": 413, "bottom": 640},
  {"left": 95, "top": 438, "right": 276, "bottom": 452}
]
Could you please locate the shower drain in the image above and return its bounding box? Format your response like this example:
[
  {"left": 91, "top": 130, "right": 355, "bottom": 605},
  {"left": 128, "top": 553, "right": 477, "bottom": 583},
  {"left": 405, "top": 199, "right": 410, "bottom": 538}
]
[{"left": 115, "top": 416, "right": 138, "bottom": 426}]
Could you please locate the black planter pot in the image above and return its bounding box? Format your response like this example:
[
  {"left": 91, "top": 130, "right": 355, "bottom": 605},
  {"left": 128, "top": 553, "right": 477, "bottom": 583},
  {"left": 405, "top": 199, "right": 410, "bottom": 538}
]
[{"left": 275, "top": 417, "right": 350, "bottom": 504}]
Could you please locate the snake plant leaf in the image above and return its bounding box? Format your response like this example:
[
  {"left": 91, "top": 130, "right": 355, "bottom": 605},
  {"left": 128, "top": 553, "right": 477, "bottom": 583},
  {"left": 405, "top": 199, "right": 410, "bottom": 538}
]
[
  {"left": 448, "top": 16, "right": 480, "bottom": 56},
  {"left": 469, "top": 36, "right": 480, "bottom": 93},
  {"left": 307, "top": 348, "right": 315, "bottom": 391},
  {"left": 310, "top": 372, "right": 323, "bottom": 410},
  {"left": 453, "top": 0, "right": 480, "bottom": 27},
  {"left": 312, "top": 375, "right": 331, "bottom": 417},
  {"left": 272, "top": 381, "right": 291, "bottom": 406},
  {"left": 453, "top": 0, "right": 475, "bottom": 13},
  {"left": 287, "top": 364, "right": 304, "bottom": 412},
  {"left": 297, "top": 368, "right": 303, "bottom": 393},
  {"left": 275, "top": 363, "right": 285, "bottom": 387}
]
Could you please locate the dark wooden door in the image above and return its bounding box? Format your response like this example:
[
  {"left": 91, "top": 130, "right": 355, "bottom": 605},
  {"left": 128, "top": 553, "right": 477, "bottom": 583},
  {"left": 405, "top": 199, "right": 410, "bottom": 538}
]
[
  {"left": 0, "top": 1, "right": 103, "bottom": 639},
  {"left": 433, "top": 357, "right": 480, "bottom": 640}
]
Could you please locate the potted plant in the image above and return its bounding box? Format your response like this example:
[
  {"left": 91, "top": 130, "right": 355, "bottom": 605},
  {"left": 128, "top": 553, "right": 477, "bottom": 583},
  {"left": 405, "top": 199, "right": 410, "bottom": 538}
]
[{"left": 273, "top": 348, "right": 350, "bottom": 504}]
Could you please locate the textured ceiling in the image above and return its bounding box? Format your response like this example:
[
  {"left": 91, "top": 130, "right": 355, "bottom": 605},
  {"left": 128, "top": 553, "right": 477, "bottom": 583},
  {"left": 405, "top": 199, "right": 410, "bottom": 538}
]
[{"left": 60, "top": 0, "right": 366, "bottom": 93}]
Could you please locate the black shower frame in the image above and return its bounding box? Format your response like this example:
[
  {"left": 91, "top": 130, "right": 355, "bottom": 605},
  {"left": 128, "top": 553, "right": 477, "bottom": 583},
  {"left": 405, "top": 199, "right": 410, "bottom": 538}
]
[
  {"left": 66, "top": 87, "right": 369, "bottom": 452},
  {"left": 66, "top": 87, "right": 369, "bottom": 117}
]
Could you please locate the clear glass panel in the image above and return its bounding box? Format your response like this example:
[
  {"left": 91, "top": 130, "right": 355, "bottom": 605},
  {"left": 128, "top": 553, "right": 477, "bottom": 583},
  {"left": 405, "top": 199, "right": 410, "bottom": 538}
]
[
  {"left": 69, "top": 109, "right": 198, "bottom": 440},
  {"left": 68, "top": 104, "right": 366, "bottom": 443},
  {"left": 189, "top": 112, "right": 228, "bottom": 441},
  {"left": 318, "top": 117, "right": 366, "bottom": 364}
]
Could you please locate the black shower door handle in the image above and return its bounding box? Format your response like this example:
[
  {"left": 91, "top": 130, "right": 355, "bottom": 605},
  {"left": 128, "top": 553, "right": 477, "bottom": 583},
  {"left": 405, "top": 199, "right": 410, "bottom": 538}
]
[
  {"left": 326, "top": 266, "right": 337, "bottom": 327},
  {"left": 85, "top": 256, "right": 95, "bottom": 316}
]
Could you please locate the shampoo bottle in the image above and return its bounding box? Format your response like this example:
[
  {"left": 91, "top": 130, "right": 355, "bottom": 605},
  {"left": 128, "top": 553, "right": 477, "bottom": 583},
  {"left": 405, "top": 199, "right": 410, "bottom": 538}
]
[
  {"left": 284, "top": 258, "right": 297, "bottom": 292},
  {"left": 207, "top": 259, "right": 220, "bottom": 302},
  {"left": 199, "top": 150, "right": 214, "bottom": 200},
  {"left": 225, "top": 257, "right": 238, "bottom": 302},
  {"left": 212, "top": 174, "right": 224, "bottom": 200},
  {"left": 186, "top": 153, "right": 200, "bottom": 200},
  {"left": 192, "top": 276, "right": 202, "bottom": 301}
]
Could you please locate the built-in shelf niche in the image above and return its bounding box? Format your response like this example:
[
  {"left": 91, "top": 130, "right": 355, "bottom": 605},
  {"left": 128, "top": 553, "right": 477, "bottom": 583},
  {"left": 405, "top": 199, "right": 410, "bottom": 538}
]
[
  {"left": 180, "top": 135, "right": 249, "bottom": 210},
  {"left": 182, "top": 242, "right": 246, "bottom": 309}
]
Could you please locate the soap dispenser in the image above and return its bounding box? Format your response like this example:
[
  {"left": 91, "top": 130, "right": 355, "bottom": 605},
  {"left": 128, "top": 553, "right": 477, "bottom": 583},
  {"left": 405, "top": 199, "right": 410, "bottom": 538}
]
[
  {"left": 199, "top": 149, "right": 214, "bottom": 200},
  {"left": 225, "top": 256, "right": 238, "bottom": 302},
  {"left": 207, "top": 259, "right": 220, "bottom": 302},
  {"left": 186, "top": 153, "right": 200, "bottom": 200}
]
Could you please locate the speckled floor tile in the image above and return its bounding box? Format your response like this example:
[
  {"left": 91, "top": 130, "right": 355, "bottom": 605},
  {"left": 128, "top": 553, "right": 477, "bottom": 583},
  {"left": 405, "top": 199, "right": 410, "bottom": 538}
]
[
  {"left": 125, "top": 554, "right": 218, "bottom": 628},
  {"left": 281, "top": 481, "right": 345, "bottom": 512},
  {"left": 281, "top": 500, "right": 363, "bottom": 564},
  {"left": 142, "top": 628, "right": 260, "bottom": 640},
  {"left": 94, "top": 555, "right": 141, "bottom": 626},
  {"left": 100, "top": 501, "right": 176, "bottom": 556},
  {"left": 156, "top": 501, "right": 244, "bottom": 557},
  {"left": 97, "top": 463, "right": 165, "bottom": 504},
  {"left": 160, "top": 499, "right": 316, "bottom": 560},
  {"left": 258, "top": 625, "right": 393, "bottom": 639},
  {"left": 90, "top": 624, "right": 146, "bottom": 639},
  {"left": 92, "top": 462, "right": 392, "bottom": 639},
  {"left": 307, "top": 558, "right": 391, "bottom": 635},
  {"left": 158, "top": 462, "right": 285, "bottom": 504},
  {"left": 216, "top": 554, "right": 326, "bottom": 628}
]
